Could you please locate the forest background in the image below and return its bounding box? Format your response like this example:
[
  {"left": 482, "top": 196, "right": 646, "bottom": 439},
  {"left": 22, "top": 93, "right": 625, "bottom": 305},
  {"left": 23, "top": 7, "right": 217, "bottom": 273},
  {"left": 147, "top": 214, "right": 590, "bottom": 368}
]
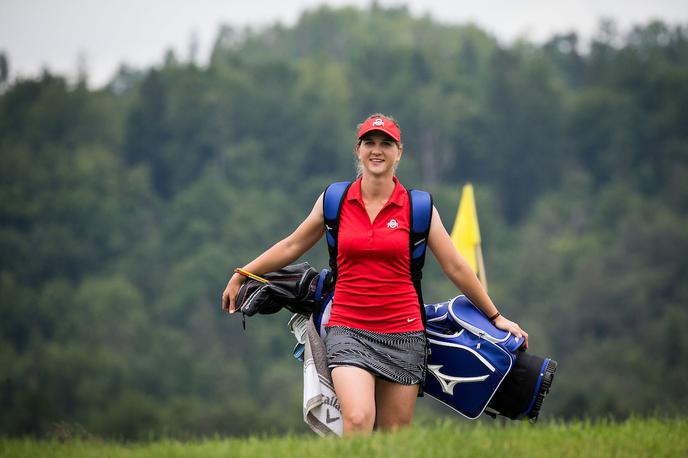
[{"left": 1, "top": 4, "right": 687, "bottom": 439}]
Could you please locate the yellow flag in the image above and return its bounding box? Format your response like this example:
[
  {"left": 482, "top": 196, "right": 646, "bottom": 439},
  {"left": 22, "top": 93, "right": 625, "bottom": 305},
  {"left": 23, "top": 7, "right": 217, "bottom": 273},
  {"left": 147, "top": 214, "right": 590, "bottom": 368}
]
[{"left": 450, "top": 183, "right": 488, "bottom": 290}]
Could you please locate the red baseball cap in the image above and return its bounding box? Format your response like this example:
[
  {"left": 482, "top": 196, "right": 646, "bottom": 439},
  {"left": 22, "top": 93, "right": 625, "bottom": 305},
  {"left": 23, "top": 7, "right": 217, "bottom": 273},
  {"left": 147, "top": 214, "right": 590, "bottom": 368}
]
[{"left": 357, "top": 115, "right": 401, "bottom": 143}]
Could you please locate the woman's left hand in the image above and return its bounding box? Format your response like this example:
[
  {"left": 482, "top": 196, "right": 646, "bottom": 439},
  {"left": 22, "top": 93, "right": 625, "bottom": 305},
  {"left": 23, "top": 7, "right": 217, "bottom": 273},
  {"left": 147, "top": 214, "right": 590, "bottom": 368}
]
[{"left": 493, "top": 315, "right": 529, "bottom": 349}]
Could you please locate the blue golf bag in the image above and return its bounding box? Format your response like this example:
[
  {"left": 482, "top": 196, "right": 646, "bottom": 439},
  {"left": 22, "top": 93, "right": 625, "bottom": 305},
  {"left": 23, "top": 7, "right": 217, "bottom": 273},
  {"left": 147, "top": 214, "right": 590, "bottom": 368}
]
[{"left": 423, "top": 295, "right": 557, "bottom": 421}]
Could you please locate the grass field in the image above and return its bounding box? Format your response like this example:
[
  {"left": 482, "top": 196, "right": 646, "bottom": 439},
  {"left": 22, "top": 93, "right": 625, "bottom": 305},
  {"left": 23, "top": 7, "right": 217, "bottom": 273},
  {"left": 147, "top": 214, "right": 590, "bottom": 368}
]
[{"left": 1, "top": 417, "right": 685, "bottom": 458}]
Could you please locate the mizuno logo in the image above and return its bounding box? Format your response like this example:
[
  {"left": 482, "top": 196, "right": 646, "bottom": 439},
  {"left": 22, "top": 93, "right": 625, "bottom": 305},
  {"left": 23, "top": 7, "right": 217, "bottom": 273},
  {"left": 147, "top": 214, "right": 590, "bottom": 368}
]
[{"left": 427, "top": 364, "right": 490, "bottom": 395}]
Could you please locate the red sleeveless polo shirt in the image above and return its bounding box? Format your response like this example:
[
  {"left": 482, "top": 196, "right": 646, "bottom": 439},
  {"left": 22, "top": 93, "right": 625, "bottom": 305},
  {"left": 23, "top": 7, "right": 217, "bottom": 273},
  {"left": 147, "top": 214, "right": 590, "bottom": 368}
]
[{"left": 327, "top": 176, "right": 424, "bottom": 333}]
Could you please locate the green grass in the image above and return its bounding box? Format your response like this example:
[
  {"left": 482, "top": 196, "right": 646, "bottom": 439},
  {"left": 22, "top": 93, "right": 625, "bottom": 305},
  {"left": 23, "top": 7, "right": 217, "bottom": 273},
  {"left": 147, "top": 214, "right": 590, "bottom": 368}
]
[{"left": 1, "top": 417, "right": 686, "bottom": 458}]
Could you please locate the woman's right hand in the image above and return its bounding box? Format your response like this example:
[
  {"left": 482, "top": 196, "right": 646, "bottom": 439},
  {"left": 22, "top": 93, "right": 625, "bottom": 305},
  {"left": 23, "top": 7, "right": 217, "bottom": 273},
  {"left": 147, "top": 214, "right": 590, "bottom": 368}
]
[{"left": 221, "top": 272, "right": 245, "bottom": 314}]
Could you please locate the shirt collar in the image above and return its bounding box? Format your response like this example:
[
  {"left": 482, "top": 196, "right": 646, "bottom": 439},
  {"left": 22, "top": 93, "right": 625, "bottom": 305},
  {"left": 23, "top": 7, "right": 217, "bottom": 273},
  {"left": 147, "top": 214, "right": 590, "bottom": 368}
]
[{"left": 347, "top": 176, "right": 406, "bottom": 207}]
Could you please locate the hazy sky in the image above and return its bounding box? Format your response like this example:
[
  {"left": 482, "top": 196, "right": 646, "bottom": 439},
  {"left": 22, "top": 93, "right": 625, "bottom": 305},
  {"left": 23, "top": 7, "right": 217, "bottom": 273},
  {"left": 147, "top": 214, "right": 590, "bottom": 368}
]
[{"left": 2, "top": 0, "right": 686, "bottom": 87}]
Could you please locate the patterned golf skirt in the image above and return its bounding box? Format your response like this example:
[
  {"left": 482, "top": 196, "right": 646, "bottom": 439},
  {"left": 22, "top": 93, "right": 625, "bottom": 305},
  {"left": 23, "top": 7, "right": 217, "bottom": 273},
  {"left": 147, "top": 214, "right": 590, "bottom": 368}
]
[{"left": 324, "top": 325, "right": 427, "bottom": 386}]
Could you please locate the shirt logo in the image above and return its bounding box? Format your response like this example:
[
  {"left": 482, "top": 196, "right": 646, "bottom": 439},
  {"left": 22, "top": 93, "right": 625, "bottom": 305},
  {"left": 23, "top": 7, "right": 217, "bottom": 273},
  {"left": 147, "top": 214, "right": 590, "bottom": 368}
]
[
  {"left": 407, "top": 317, "right": 417, "bottom": 323},
  {"left": 387, "top": 218, "right": 398, "bottom": 229},
  {"left": 372, "top": 118, "right": 384, "bottom": 127}
]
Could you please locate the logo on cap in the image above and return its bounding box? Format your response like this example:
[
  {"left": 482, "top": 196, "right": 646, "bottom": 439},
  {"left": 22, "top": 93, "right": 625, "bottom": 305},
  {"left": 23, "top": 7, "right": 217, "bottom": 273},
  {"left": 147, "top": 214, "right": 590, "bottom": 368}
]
[{"left": 372, "top": 118, "right": 384, "bottom": 127}]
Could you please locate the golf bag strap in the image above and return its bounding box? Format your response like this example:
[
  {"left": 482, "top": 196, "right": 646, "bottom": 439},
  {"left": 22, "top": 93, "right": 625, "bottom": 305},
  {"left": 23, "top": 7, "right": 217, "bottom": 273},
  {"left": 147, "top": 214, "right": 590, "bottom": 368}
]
[
  {"left": 408, "top": 189, "right": 433, "bottom": 325},
  {"left": 323, "top": 181, "right": 353, "bottom": 275}
]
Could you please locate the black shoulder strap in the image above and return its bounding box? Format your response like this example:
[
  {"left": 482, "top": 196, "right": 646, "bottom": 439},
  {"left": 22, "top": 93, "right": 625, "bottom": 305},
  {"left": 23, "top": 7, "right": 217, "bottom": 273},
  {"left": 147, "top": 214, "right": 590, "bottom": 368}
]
[{"left": 323, "top": 181, "right": 352, "bottom": 274}]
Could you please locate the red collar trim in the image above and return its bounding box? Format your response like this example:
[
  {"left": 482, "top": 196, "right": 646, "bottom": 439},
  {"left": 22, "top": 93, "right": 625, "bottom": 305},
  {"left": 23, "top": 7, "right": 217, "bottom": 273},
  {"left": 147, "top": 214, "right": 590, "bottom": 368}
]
[{"left": 347, "top": 176, "right": 405, "bottom": 207}]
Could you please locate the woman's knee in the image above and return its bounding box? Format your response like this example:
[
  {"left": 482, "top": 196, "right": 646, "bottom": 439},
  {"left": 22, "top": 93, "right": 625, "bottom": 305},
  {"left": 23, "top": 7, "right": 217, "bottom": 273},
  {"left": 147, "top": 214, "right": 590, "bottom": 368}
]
[{"left": 343, "top": 406, "right": 375, "bottom": 432}]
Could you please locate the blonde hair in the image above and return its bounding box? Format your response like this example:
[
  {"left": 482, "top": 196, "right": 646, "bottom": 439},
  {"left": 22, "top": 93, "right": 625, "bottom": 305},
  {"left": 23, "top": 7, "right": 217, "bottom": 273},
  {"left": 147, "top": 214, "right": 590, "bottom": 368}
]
[{"left": 353, "top": 113, "right": 403, "bottom": 176}]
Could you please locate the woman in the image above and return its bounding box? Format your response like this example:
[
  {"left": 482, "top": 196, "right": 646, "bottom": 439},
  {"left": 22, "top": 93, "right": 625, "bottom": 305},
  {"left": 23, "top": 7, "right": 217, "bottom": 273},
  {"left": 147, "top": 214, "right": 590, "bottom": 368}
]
[{"left": 221, "top": 114, "right": 528, "bottom": 435}]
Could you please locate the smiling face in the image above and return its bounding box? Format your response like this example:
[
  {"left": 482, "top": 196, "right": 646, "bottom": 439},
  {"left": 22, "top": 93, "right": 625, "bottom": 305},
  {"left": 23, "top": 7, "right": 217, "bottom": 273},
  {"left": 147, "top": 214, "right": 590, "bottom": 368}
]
[{"left": 355, "top": 132, "right": 403, "bottom": 177}]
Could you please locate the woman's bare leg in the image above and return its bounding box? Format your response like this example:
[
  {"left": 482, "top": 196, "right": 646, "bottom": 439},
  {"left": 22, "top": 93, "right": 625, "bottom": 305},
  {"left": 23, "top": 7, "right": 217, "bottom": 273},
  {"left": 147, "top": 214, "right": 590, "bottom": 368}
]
[
  {"left": 374, "top": 378, "right": 419, "bottom": 431},
  {"left": 331, "top": 366, "right": 376, "bottom": 435}
]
